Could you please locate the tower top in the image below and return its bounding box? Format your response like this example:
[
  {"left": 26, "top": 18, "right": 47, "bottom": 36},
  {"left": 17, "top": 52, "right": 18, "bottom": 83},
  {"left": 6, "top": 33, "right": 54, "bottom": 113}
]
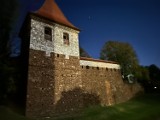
[{"left": 35, "top": 0, "right": 79, "bottom": 30}]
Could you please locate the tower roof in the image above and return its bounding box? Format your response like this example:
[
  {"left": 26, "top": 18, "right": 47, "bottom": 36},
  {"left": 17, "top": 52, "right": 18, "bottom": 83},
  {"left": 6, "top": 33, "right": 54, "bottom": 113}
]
[{"left": 35, "top": 0, "right": 79, "bottom": 30}]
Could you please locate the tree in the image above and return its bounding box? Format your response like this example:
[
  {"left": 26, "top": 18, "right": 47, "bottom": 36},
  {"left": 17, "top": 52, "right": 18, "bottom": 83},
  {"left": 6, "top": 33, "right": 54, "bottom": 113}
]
[
  {"left": 0, "top": 0, "right": 19, "bottom": 103},
  {"left": 100, "top": 41, "right": 139, "bottom": 77},
  {"left": 0, "top": 0, "right": 19, "bottom": 57},
  {"left": 80, "top": 47, "right": 91, "bottom": 58},
  {"left": 135, "top": 65, "right": 160, "bottom": 93},
  {"left": 149, "top": 64, "right": 160, "bottom": 81},
  {"left": 148, "top": 64, "right": 160, "bottom": 93},
  {"left": 136, "top": 66, "right": 150, "bottom": 82}
]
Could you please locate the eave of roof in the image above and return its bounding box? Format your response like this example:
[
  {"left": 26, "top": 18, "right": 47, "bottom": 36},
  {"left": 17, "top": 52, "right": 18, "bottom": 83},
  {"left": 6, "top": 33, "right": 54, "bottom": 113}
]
[{"left": 80, "top": 57, "right": 119, "bottom": 64}]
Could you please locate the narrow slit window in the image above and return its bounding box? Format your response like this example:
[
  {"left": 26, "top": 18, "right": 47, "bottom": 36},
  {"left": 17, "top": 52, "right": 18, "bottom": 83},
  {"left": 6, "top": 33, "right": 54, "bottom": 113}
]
[
  {"left": 44, "top": 27, "right": 52, "bottom": 41},
  {"left": 63, "top": 33, "right": 69, "bottom": 45}
]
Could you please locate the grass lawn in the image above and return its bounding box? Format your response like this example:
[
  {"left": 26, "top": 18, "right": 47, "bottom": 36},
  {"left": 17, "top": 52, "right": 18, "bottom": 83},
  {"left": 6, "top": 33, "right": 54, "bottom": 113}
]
[
  {"left": 0, "top": 94, "right": 160, "bottom": 120},
  {"left": 78, "top": 94, "right": 160, "bottom": 120}
]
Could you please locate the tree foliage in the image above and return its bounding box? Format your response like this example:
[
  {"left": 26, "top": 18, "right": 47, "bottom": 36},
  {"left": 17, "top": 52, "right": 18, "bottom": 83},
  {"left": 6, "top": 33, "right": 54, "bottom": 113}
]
[
  {"left": 0, "top": 0, "right": 19, "bottom": 57},
  {"left": 80, "top": 47, "right": 91, "bottom": 58},
  {"left": 136, "top": 66, "right": 150, "bottom": 82},
  {"left": 0, "top": 0, "right": 19, "bottom": 103},
  {"left": 100, "top": 41, "right": 139, "bottom": 76},
  {"left": 137, "top": 65, "right": 160, "bottom": 93},
  {"left": 149, "top": 64, "right": 160, "bottom": 81}
]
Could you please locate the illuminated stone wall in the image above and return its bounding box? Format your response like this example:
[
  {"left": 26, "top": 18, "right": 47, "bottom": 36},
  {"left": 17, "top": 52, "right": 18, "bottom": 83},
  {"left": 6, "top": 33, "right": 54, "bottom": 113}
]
[
  {"left": 26, "top": 50, "right": 55, "bottom": 117},
  {"left": 25, "top": 49, "right": 143, "bottom": 118},
  {"left": 24, "top": 14, "right": 82, "bottom": 117},
  {"left": 53, "top": 53, "right": 83, "bottom": 114},
  {"left": 80, "top": 61, "right": 143, "bottom": 106},
  {"left": 21, "top": 14, "right": 143, "bottom": 118},
  {"left": 30, "top": 14, "right": 80, "bottom": 57},
  {"left": 26, "top": 50, "right": 83, "bottom": 118}
]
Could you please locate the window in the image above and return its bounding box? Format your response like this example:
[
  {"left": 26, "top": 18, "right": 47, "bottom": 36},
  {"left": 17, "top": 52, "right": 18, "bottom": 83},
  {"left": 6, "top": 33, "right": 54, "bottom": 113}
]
[
  {"left": 44, "top": 27, "right": 52, "bottom": 41},
  {"left": 63, "top": 32, "right": 69, "bottom": 45}
]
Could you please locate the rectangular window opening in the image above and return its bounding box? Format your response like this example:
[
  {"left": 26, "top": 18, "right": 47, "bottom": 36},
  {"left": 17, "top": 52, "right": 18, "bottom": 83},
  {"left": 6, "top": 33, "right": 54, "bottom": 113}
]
[
  {"left": 44, "top": 27, "right": 52, "bottom": 41},
  {"left": 63, "top": 32, "right": 69, "bottom": 45}
]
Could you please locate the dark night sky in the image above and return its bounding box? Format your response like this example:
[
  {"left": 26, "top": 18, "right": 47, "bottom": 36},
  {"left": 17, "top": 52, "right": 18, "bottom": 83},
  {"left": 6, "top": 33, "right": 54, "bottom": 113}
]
[{"left": 15, "top": 0, "right": 160, "bottom": 67}]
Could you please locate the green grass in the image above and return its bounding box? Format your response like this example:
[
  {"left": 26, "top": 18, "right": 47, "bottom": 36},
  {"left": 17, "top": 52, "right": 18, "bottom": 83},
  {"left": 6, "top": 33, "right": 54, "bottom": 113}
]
[
  {"left": 0, "top": 94, "right": 160, "bottom": 120},
  {"left": 78, "top": 94, "right": 160, "bottom": 120}
]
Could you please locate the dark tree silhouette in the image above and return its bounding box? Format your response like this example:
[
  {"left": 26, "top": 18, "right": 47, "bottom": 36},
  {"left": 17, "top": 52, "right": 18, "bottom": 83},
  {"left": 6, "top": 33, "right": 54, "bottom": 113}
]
[
  {"left": 136, "top": 65, "right": 160, "bottom": 93},
  {"left": 0, "top": 0, "right": 19, "bottom": 103},
  {"left": 136, "top": 66, "right": 150, "bottom": 82},
  {"left": 80, "top": 47, "right": 91, "bottom": 58},
  {"left": 149, "top": 64, "right": 160, "bottom": 81},
  {"left": 0, "top": 0, "right": 19, "bottom": 57}
]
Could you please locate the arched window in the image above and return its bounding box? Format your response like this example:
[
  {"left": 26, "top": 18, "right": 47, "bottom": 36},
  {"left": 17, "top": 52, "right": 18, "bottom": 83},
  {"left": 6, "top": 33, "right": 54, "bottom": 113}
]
[
  {"left": 63, "top": 32, "right": 69, "bottom": 45},
  {"left": 44, "top": 27, "right": 52, "bottom": 41}
]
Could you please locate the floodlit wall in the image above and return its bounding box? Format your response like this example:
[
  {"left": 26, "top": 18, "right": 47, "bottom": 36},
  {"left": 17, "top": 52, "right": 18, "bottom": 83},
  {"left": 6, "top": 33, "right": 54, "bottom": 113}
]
[
  {"left": 21, "top": 14, "right": 143, "bottom": 118},
  {"left": 80, "top": 58, "right": 143, "bottom": 105},
  {"left": 30, "top": 15, "right": 80, "bottom": 57}
]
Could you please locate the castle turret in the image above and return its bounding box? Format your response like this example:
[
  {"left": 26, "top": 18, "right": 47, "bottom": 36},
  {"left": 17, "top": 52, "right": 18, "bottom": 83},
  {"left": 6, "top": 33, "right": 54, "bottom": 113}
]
[{"left": 20, "top": 0, "right": 82, "bottom": 118}]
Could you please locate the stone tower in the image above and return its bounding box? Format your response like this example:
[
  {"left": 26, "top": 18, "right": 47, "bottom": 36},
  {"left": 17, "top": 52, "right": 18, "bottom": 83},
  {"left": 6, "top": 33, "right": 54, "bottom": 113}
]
[
  {"left": 20, "top": 0, "right": 144, "bottom": 118},
  {"left": 20, "top": 0, "right": 82, "bottom": 118}
]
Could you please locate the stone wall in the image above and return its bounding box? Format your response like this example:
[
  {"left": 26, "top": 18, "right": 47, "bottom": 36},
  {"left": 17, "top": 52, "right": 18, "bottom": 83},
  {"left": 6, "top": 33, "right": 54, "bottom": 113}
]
[
  {"left": 22, "top": 13, "right": 143, "bottom": 119},
  {"left": 23, "top": 14, "right": 86, "bottom": 118},
  {"left": 80, "top": 58, "right": 143, "bottom": 106},
  {"left": 26, "top": 49, "right": 55, "bottom": 117},
  {"left": 25, "top": 50, "right": 143, "bottom": 118},
  {"left": 25, "top": 14, "right": 82, "bottom": 117},
  {"left": 26, "top": 49, "right": 84, "bottom": 118},
  {"left": 26, "top": 50, "right": 143, "bottom": 118},
  {"left": 30, "top": 14, "right": 80, "bottom": 57},
  {"left": 53, "top": 52, "right": 83, "bottom": 114}
]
